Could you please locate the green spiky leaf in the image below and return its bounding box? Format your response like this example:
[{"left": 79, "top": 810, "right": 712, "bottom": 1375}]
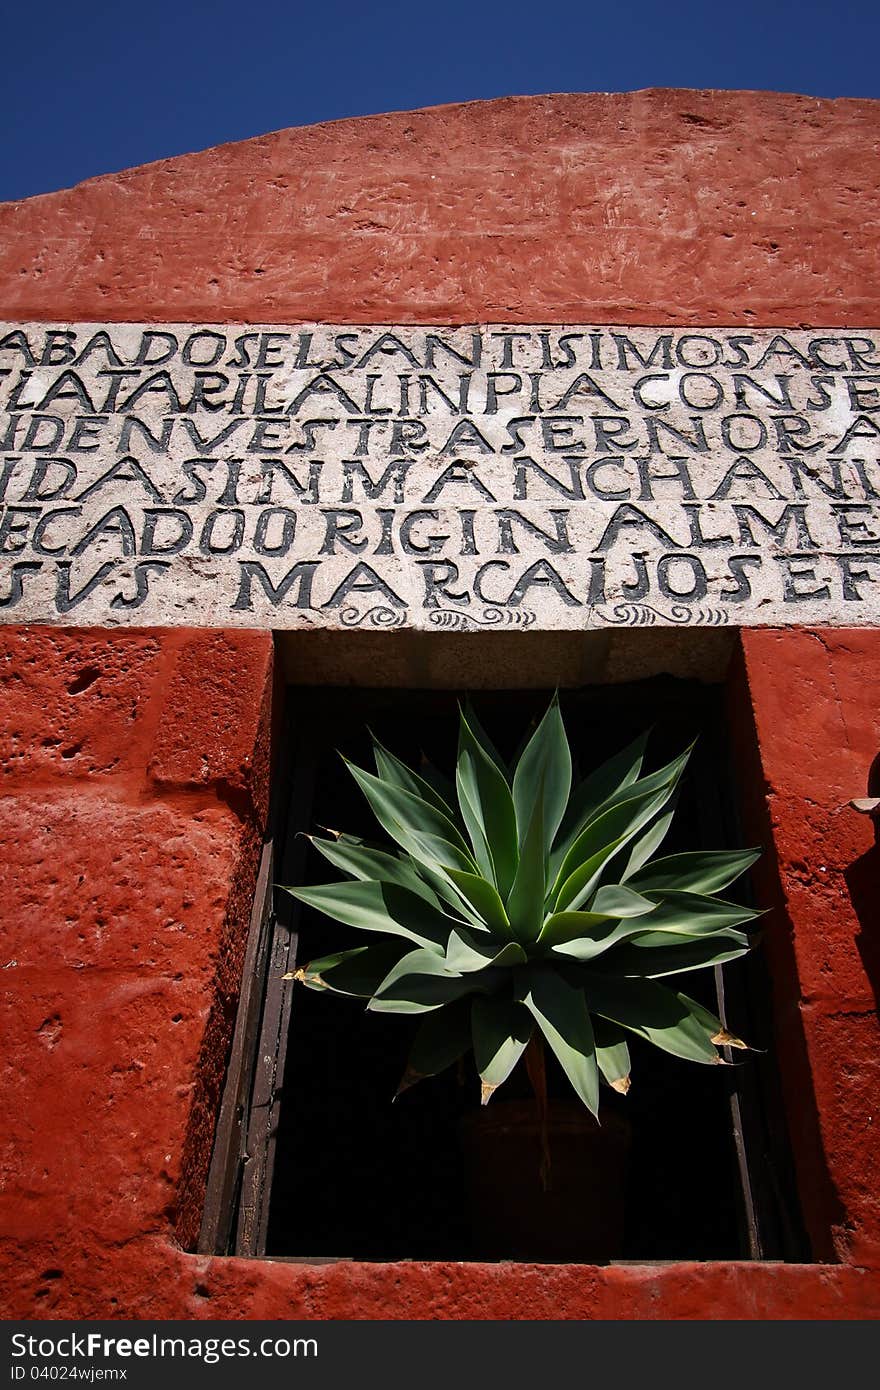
[
  {"left": 457, "top": 708, "right": 519, "bottom": 895},
  {"left": 512, "top": 696, "right": 572, "bottom": 857},
  {"left": 552, "top": 731, "right": 648, "bottom": 875},
  {"left": 582, "top": 975, "right": 721, "bottom": 1064},
  {"left": 306, "top": 835, "right": 443, "bottom": 906},
  {"left": 462, "top": 699, "right": 508, "bottom": 776},
  {"left": 284, "top": 879, "right": 454, "bottom": 949},
  {"left": 471, "top": 996, "right": 534, "bottom": 1102},
  {"left": 369, "top": 947, "right": 500, "bottom": 1014},
  {"left": 598, "top": 930, "right": 750, "bottom": 978},
  {"left": 345, "top": 759, "right": 476, "bottom": 874},
  {"left": 627, "top": 848, "right": 761, "bottom": 895},
  {"left": 373, "top": 736, "right": 460, "bottom": 822},
  {"left": 553, "top": 787, "right": 675, "bottom": 911},
  {"left": 632, "top": 890, "right": 761, "bottom": 936},
  {"left": 505, "top": 781, "right": 546, "bottom": 943},
  {"left": 519, "top": 965, "right": 600, "bottom": 1116},
  {"left": 398, "top": 997, "right": 474, "bottom": 1093},
  {"left": 445, "top": 927, "right": 527, "bottom": 973},
  {"left": 292, "top": 941, "right": 409, "bottom": 996},
  {"left": 593, "top": 1017, "right": 632, "bottom": 1093},
  {"left": 539, "top": 886, "right": 655, "bottom": 949},
  {"left": 620, "top": 807, "right": 677, "bottom": 880},
  {"left": 445, "top": 867, "right": 513, "bottom": 935}
]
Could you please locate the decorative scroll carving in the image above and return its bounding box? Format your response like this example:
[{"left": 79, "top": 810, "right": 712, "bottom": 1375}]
[{"left": 428, "top": 608, "right": 538, "bottom": 630}]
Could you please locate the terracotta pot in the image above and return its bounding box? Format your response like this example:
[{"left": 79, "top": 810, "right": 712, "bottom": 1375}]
[{"left": 459, "top": 1099, "right": 631, "bottom": 1263}]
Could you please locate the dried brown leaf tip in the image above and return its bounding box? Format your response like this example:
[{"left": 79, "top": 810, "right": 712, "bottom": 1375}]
[
  {"left": 314, "top": 825, "right": 344, "bottom": 840},
  {"left": 712, "top": 1028, "right": 749, "bottom": 1050},
  {"left": 610, "top": 1075, "right": 631, "bottom": 1095},
  {"left": 480, "top": 1082, "right": 497, "bottom": 1107},
  {"left": 283, "top": 967, "right": 321, "bottom": 985}
]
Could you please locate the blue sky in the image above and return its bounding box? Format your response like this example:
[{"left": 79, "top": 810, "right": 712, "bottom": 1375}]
[{"left": 3, "top": 0, "right": 879, "bottom": 202}]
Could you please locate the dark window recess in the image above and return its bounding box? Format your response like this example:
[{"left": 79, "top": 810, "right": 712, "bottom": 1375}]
[{"left": 200, "top": 680, "right": 809, "bottom": 1264}]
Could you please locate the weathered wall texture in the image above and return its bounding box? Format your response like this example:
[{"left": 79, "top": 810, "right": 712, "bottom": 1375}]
[
  {"left": 1, "top": 90, "right": 879, "bottom": 327},
  {"left": 1, "top": 89, "right": 879, "bottom": 1318},
  {"left": 729, "top": 630, "right": 880, "bottom": 1269},
  {"left": 0, "top": 627, "right": 274, "bottom": 1309}
]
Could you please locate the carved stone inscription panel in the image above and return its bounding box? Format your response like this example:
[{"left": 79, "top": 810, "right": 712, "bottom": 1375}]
[{"left": 1, "top": 323, "right": 879, "bottom": 631}]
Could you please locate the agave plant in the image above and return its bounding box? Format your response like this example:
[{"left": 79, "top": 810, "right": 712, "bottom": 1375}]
[{"left": 282, "top": 697, "right": 761, "bottom": 1117}]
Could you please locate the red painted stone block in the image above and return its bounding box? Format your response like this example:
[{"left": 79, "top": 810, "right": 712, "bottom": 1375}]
[
  {"left": 0, "top": 965, "right": 212, "bottom": 1244},
  {"left": 148, "top": 630, "right": 274, "bottom": 824},
  {"left": 0, "top": 625, "right": 273, "bottom": 1312},
  {"left": 734, "top": 629, "right": 880, "bottom": 1264},
  {"left": 40, "top": 1248, "right": 880, "bottom": 1321},
  {"left": 0, "top": 793, "right": 250, "bottom": 981},
  {"left": 0, "top": 628, "right": 165, "bottom": 787},
  {"left": 5, "top": 1235, "right": 880, "bottom": 1320},
  {"left": 738, "top": 630, "right": 879, "bottom": 805},
  {"left": 770, "top": 871, "right": 878, "bottom": 1005},
  {"left": 798, "top": 1005, "right": 880, "bottom": 1262}
]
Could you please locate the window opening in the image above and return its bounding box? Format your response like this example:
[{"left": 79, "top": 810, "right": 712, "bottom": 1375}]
[{"left": 202, "top": 678, "right": 808, "bottom": 1264}]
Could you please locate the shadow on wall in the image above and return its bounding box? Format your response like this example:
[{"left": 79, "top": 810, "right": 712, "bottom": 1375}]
[{"left": 846, "top": 752, "right": 880, "bottom": 1014}]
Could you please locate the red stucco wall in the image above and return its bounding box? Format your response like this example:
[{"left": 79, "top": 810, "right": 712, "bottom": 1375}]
[
  {"left": 1, "top": 90, "right": 879, "bottom": 1318},
  {"left": 729, "top": 631, "right": 880, "bottom": 1270},
  {"left": 2, "top": 89, "right": 879, "bottom": 327}
]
